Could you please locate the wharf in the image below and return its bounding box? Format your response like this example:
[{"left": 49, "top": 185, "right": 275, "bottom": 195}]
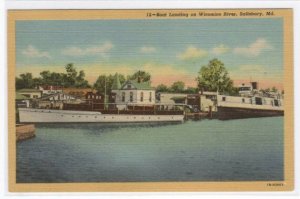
[
  {"left": 185, "top": 112, "right": 210, "bottom": 120},
  {"left": 16, "top": 124, "right": 35, "bottom": 141}
]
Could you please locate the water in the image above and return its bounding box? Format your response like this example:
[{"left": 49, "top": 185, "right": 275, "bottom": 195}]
[{"left": 16, "top": 117, "right": 284, "bottom": 183}]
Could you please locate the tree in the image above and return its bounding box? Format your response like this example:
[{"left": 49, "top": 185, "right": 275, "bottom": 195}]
[
  {"left": 170, "top": 81, "right": 185, "bottom": 93},
  {"left": 65, "top": 63, "right": 77, "bottom": 86},
  {"left": 156, "top": 84, "right": 169, "bottom": 92},
  {"left": 128, "top": 70, "right": 151, "bottom": 82},
  {"left": 184, "top": 87, "right": 198, "bottom": 94},
  {"left": 93, "top": 74, "right": 125, "bottom": 94},
  {"left": 196, "top": 58, "right": 234, "bottom": 93},
  {"left": 75, "top": 70, "right": 90, "bottom": 88},
  {"left": 271, "top": 86, "right": 278, "bottom": 93},
  {"left": 16, "top": 73, "right": 34, "bottom": 89}
]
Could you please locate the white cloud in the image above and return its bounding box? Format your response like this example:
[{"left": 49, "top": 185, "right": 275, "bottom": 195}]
[
  {"left": 211, "top": 44, "right": 230, "bottom": 55},
  {"left": 62, "top": 41, "right": 113, "bottom": 56},
  {"left": 177, "top": 46, "right": 207, "bottom": 60},
  {"left": 140, "top": 46, "right": 156, "bottom": 53},
  {"left": 22, "top": 45, "right": 51, "bottom": 59},
  {"left": 233, "top": 38, "right": 272, "bottom": 57},
  {"left": 230, "top": 64, "right": 283, "bottom": 81}
]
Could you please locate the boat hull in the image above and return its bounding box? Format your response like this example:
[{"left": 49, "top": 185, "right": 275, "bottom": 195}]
[
  {"left": 217, "top": 106, "right": 284, "bottom": 120},
  {"left": 18, "top": 108, "right": 184, "bottom": 123}
]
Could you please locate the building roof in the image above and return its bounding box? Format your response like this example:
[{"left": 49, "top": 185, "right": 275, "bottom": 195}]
[
  {"left": 61, "top": 88, "right": 93, "bottom": 99},
  {"left": 18, "top": 88, "right": 41, "bottom": 93},
  {"left": 121, "top": 80, "right": 154, "bottom": 90},
  {"left": 16, "top": 92, "right": 30, "bottom": 100},
  {"left": 111, "top": 73, "right": 122, "bottom": 90},
  {"left": 39, "top": 85, "right": 63, "bottom": 90}
]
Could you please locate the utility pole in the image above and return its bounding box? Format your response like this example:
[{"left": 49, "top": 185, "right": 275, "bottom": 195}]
[{"left": 104, "top": 76, "right": 107, "bottom": 110}]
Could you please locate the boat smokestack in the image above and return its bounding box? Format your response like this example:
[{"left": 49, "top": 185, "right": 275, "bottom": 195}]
[{"left": 251, "top": 82, "right": 258, "bottom": 90}]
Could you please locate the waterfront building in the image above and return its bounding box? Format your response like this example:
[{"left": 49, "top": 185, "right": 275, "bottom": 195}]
[
  {"left": 17, "top": 89, "right": 42, "bottom": 99},
  {"left": 36, "top": 92, "right": 78, "bottom": 109},
  {"left": 38, "top": 85, "right": 63, "bottom": 95},
  {"left": 157, "top": 93, "right": 187, "bottom": 105},
  {"left": 62, "top": 87, "right": 93, "bottom": 99},
  {"left": 111, "top": 75, "right": 155, "bottom": 110},
  {"left": 199, "top": 91, "right": 218, "bottom": 112},
  {"left": 15, "top": 92, "right": 30, "bottom": 108}
]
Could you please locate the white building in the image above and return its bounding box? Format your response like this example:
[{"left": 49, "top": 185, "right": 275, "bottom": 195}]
[
  {"left": 17, "top": 89, "right": 42, "bottom": 99},
  {"left": 37, "top": 92, "right": 78, "bottom": 109},
  {"left": 111, "top": 75, "right": 155, "bottom": 109},
  {"left": 157, "top": 93, "right": 187, "bottom": 109},
  {"left": 199, "top": 91, "right": 218, "bottom": 112},
  {"left": 39, "top": 85, "right": 63, "bottom": 95}
]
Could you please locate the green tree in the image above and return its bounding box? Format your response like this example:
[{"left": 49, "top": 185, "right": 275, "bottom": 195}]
[
  {"left": 65, "top": 63, "right": 77, "bottom": 86},
  {"left": 75, "top": 70, "right": 90, "bottom": 88},
  {"left": 16, "top": 73, "right": 34, "bottom": 89},
  {"left": 271, "top": 86, "right": 278, "bottom": 92},
  {"left": 196, "top": 58, "right": 233, "bottom": 93},
  {"left": 93, "top": 74, "right": 125, "bottom": 94},
  {"left": 156, "top": 84, "right": 169, "bottom": 92},
  {"left": 184, "top": 87, "right": 198, "bottom": 94},
  {"left": 128, "top": 70, "right": 151, "bottom": 82},
  {"left": 170, "top": 81, "right": 185, "bottom": 93}
]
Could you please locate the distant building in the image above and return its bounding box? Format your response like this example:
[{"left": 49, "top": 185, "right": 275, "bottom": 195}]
[
  {"left": 111, "top": 74, "right": 155, "bottom": 110},
  {"left": 199, "top": 91, "right": 218, "bottom": 112},
  {"left": 17, "top": 89, "right": 42, "bottom": 99},
  {"left": 38, "top": 85, "right": 63, "bottom": 95},
  {"left": 157, "top": 93, "right": 187, "bottom": 106},
  {"left": 62, "top": 87, "right": 93, "bottom": 99},
  {"left": 15, "top": 92, "right": 30, "bottom": 108},
  {"left": 36, "top": 92, "right": 77, "bottom": 109}
]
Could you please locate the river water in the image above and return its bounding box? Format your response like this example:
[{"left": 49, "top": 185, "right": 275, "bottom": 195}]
[{"left": 16, "top": 117, "right": 283, "bottom": 183}]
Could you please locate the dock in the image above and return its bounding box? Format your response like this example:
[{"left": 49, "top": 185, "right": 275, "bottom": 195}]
[
  {"left": 16, "top": 124, "right": 35, "bottom": 141},
  {"left": 185, "top": 112, "right": 209, "bottom": 120}
]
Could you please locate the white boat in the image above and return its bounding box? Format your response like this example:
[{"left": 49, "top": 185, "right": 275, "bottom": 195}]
[
  {"left": 217, "top": 94, "right": 284, "bottom": 120},
  {"left": 18, "top": 108, "right": 185, "bottom": 123}
]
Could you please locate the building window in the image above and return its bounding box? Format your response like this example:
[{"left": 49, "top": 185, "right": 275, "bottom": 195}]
[
  {"left": 149, "top": 92, "right": 152, "bottom": 102},
  {"left": 222, "top": 97, "right": 226, "bottom": 101},
  {"left": 127, "top": 84, "right": 132, "bottom": 89},
  {"left": 122, "top": 92, "right": 125, "bottom": 102},
  {"left": 140, "top": 92, "right": 144, "bottom": 102},
  {"left": 130, "top": 92, "right": 133, "bottom": 102}
]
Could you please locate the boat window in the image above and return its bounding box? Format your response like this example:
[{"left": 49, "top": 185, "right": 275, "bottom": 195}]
[
  {"left": 242, "top": 98, "right": 245, "bottom": 103},
  {"left": 222, "top": 97, "right": 226, "bottom": 101},
  {"left": 122, "top": 92, "right": 125, "bottom": 102},
  {"left": 140, "top": 92, "right": 144, "bottom": 102},
  {"left": 274, "top": 99, "right": 279, "bottom": 106},
  {"left": 239, "top": 87, "right": 251, "bottom": 91},
  {"left": 130, "top": 92, "right": 133, "bottom": 102},
  {"left": 255, "top": 97, "right": 263, "bottom": 105},
  {"left": 149, "top": 92, "right": 152, "bottom": 102}
]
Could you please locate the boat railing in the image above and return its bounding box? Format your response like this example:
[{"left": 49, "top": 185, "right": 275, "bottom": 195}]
[{"left": 62, "top": 102, "right": 186, "bottom": 115}]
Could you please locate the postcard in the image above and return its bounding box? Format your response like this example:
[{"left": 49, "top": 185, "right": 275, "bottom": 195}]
[{"left": 7, "top": 9, "right": 294, "bottom": 192}]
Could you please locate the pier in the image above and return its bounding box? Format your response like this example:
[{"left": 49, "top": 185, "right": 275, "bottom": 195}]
[{"left": 16, "top": 124, "right": 35, "bottom": 141}]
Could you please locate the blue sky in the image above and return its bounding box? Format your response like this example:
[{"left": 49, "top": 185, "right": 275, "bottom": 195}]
[{"left": 16, "top": 18, "right": 284, "bottom": 89}]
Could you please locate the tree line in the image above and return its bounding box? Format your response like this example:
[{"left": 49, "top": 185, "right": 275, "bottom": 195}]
[{"left": 16, "top": 59, "right": 278, "bottom": 95}]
